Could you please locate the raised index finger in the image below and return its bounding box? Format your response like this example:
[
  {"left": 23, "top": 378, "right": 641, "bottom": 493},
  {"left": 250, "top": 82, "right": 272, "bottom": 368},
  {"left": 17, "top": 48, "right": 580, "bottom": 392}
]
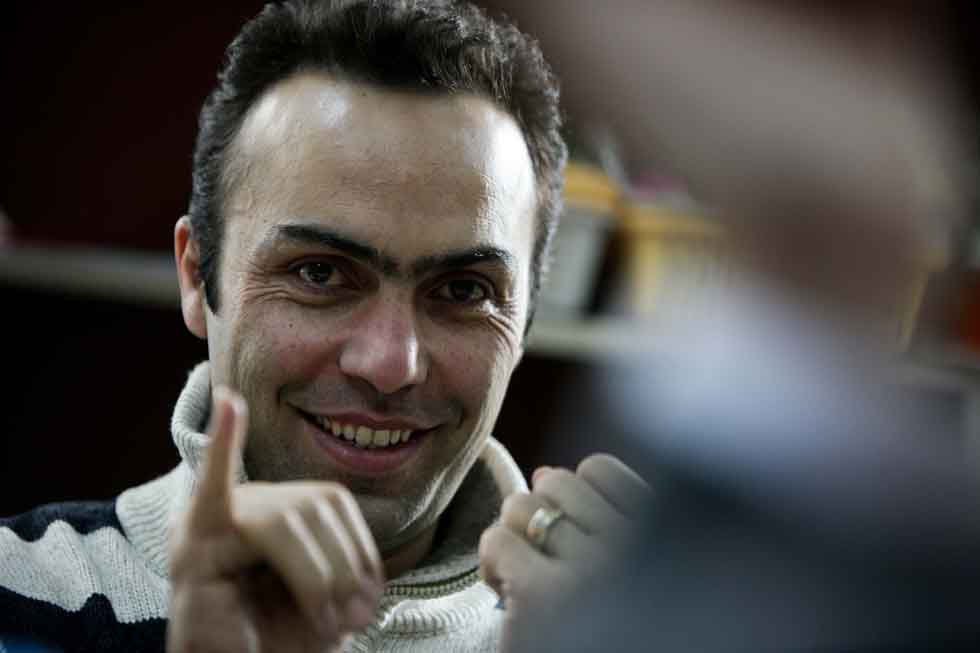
[
  {"left": 576, "top": 454, "right": 652, "bottom": 519},
  {"left": 187, "top": 385, "right": 248, "bottom": 536}
]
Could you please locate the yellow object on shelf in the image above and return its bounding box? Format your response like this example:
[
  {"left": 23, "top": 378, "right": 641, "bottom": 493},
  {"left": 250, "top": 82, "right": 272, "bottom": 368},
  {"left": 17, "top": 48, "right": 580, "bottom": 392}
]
[
  {"left": 617, "top": 201, "right": 725, "bottom": 319},
  {"left": 564, "top": 163, "right": 620, "bottom": 215}
]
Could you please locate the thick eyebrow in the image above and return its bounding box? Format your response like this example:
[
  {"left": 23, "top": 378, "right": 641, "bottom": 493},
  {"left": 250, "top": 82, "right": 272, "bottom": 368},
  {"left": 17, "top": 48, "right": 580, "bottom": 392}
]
[
  {"left": 265, "top": 223, "right": 516, "bottom": 279},
  {"left": 269, "top": 224, "right": 399, "bottom": 274},
  {"left": 411, "top": 247, "right": 516, "bottom": 278}
]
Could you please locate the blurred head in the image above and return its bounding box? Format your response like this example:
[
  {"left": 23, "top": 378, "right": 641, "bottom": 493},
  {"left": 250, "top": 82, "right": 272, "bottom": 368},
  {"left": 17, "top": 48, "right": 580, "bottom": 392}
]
[{"left": 175, "top": 0, "right": 564, "bottom": 553}]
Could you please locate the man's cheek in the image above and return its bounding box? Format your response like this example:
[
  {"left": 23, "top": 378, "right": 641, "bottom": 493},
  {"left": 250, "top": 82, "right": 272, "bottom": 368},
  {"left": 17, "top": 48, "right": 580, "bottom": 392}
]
[
  {"left": 248, "top": 308, "right": 336, "bottom": 359},
  {"left": 457, "top": 354, "right": 514, "bottom": 424}
]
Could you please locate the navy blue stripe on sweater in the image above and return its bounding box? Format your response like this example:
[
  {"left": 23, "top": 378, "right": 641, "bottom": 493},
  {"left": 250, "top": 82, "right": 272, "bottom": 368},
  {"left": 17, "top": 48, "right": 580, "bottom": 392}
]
[
  {"left": 0, "top": 588, "right": 165, "bottom": 653},
  {"left": 0, "top": 501, "right": 121, "bottom": 542},
  {"left": 1, "top": 636, "right": 63, "bottom": 652},
  {"left": 0, "top": 500, "right": 166, "bottom": 652}
]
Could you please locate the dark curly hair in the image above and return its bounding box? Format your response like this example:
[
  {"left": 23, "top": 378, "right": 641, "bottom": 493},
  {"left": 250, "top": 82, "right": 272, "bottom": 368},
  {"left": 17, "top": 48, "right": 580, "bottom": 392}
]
[{"left": 188, "top": 0, "right": 566, "bottom": 330}]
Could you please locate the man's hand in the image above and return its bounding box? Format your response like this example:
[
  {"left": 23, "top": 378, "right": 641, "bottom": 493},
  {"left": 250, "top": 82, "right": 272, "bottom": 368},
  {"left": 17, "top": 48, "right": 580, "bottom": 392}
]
[
  {"left": 167, "top": 387, "right": 385, "bottom": 653},
  {"left": 479, "top": 454, "right": 651, "bottom": 648}
]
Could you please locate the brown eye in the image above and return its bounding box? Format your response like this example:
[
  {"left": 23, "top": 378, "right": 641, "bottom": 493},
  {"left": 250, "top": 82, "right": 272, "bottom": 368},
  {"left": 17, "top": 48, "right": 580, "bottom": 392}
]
[
  {"left": 297, "top": 261, "right": 338, "bottom": 287},
  {"left": 436, "top": 279, "right": 489, "bottom": 303}
]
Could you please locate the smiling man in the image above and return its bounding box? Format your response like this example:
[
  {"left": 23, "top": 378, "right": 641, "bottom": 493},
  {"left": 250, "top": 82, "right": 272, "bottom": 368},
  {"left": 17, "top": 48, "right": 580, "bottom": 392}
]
[
  {"left": 166, "top": 64, "right": 541, "bottom": 648},
  {"left": 0, "top": 1, "right": 652, "bottom": 651},
  {"left": 179, "top": 71, "right": 540, "bottom": 566}
]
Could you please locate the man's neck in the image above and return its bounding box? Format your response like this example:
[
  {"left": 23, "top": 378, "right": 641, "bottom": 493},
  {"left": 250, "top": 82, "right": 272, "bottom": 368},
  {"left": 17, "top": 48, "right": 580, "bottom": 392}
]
[{"left": 383, "top": 520, "right": 439, "bottom": 580}]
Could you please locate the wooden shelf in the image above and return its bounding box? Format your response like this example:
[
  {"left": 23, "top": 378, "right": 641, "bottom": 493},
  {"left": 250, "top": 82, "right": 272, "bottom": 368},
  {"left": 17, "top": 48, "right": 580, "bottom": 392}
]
[{"left": 1, "top": 244, "right": 178, "bottom": 308}]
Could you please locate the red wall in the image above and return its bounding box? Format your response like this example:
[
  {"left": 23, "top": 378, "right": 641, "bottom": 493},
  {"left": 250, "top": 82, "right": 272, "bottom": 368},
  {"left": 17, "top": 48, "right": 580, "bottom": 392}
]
[{"left": 1, "top": 2, "right": 264, "bottom": 249}]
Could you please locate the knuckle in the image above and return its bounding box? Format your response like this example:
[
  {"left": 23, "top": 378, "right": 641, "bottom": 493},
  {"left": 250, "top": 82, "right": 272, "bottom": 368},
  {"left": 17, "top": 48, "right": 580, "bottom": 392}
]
[
  {"left": 500, "top": 494, "right": 535, "bottom": 532},
  {"left": 167, "top": 531, "right": 215, "bottom": 584},
  {"left": 479, "top": 524, "right": 504, "bottom": 557},
  {"left": 478, "top": 553, "right": 500, "bottom": 592},
  {"left": 502, "top": 563, "right": 535, "bottom": 600},
  {"left": 168, "top": 546, "right": 193, "bottom": 581},
  {"left": 324, "top": 487, "right": 359, "bottom": 518},
  {"left": 322, "top": 482, "right": 354, "bottom": 504},
  {"left": 576, "top": 453, "right": 615, "bottom": 480},
  {"left": 270, "top": 506, "right": 304, "bottom": 535},
  {"left": 296, "top": 495, "right": 326, "bottom": 522},
  {"left": 500, "top": 493, "right": 526, "bottom": 520},
  {"left": 536, "top": 468, "right": 573, "bottom": 496},
  {"left": 478, "top": 526, "right": 493, "bottom": 554},
  {"left": 310, "top": 497, "right": 337, "bottom": 528},
  {"left": 168, "top": 541, "right": 194, "bottom": 578}
]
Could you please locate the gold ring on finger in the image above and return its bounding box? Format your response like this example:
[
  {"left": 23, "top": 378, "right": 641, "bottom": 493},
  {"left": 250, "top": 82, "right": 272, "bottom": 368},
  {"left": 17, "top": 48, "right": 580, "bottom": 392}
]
[{"left": 525, "top": 506, "right": 565, "bottom": 552}]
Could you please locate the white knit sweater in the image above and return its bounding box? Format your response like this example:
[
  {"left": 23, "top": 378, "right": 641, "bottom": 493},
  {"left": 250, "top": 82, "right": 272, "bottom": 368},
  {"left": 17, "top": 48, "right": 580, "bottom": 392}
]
[{"left": 96, "top": 363, "right": 527, "bottom": 653}]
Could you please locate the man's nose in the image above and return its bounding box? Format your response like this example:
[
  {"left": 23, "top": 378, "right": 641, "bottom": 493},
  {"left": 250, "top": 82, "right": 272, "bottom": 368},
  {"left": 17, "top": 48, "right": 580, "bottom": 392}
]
[{"left": 338, "top": 299, "right": 428, "bottom": 395}]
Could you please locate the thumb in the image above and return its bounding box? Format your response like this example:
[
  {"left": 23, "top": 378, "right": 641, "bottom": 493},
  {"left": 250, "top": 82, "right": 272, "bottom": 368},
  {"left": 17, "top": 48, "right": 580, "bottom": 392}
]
[{"left": 187, "top": 385, "right": 248, "bottom": 535}]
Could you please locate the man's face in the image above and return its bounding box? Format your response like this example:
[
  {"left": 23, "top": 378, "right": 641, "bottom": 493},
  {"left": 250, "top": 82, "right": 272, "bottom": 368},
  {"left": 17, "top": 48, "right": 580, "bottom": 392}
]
[{"left": 197, "top": 73, "right": 536, "bottom": 551}]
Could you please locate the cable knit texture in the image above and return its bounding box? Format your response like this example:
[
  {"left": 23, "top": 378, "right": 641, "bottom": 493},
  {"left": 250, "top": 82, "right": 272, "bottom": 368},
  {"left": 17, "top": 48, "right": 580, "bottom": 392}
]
[{"left": 1, "top": 362, "right": 527, "bottom": 652}]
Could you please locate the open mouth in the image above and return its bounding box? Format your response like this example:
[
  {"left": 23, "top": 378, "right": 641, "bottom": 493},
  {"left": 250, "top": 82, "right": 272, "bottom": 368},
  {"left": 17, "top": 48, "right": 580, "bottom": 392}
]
[{"left": 298, "top": 410, "right": 434, "bottom": 450}]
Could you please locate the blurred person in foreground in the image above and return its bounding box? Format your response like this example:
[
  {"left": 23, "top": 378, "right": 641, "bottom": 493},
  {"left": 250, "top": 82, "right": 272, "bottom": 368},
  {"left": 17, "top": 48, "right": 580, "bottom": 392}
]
[
  {"left": 486, "top": 1, "right": 980, "bottom": 651},
  {"left": 0, "top": 1, "right": 651, "bottom": 651}
]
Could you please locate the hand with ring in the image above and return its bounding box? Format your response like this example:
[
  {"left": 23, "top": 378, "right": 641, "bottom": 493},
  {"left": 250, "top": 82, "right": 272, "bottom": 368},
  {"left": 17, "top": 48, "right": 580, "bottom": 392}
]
[{"left": 478, "top": 454, "right": 651, "bottom": 647}]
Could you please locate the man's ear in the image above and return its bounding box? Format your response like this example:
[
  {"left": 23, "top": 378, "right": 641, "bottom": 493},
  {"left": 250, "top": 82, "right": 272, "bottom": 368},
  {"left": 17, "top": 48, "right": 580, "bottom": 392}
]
[{"left": 174, "top": 216, "right": 208, "bottom": 340}]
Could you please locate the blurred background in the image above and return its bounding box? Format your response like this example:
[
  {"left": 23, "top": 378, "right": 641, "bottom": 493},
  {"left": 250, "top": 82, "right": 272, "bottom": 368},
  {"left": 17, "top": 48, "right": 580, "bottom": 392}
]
[{"left": 2, "top": 0, "right": 980, "bottom": 519}]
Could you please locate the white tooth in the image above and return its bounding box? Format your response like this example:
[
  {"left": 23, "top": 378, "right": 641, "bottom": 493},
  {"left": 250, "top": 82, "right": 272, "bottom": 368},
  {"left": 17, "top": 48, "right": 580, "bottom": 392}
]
[
  {"left": 356, "top": 426, "right": 373, "bottom": 448},
  {"left": 403, "top": 430, "right": 413, "bottom": 442},
  {"left": 343, "top": 424, "right": 356, "bottom": 441},
  {"left": 374, "top": 430, "right": 390, "bottom": 447},
  {"left": 390, "top": 430, "right": 402, "bottom": 444},
  {"left": 330, "top": 420, "right": 342, "bottom": 436}
]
